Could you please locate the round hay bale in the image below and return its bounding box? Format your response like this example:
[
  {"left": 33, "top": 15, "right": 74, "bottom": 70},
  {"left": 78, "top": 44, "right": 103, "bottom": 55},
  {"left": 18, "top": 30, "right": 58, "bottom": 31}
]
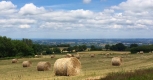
[
  {"left": 54, "top": 57, "right": 81, "bottom": 76},
  {"left": 22, "top": 61, "right": 32, "bottom": 67},
  {"left": 139, "top": 51, "right": 144, "bottom": 54},
  {"left": 37, "top": 61, "right": 51, "bottom": 71},
  {"left": 66, "top": 53, "right": 74, "bottom": 58},
  {"left": 51, "top": 55, "right": 55, "bottom": 58},
  {"left": 12, "top": 59, "right": 18, "bottom": 63},
  {"left": 111, "top": 57, "right": 122, "bottom": 66},
  {"left": 35, "top": 55, "right": 38, "bottom": 57},
  {"left": 35, "top": 55, "right": 42, "bottom": 58},
  {"left": 66, "top": 53, "right": 72, "bottom": 57},
  {"left": 75, "top": 54, "right": 81, "bottom": 59},
  {"left": 90, "top": 54, "right": 95, "bottom": 58},
  {"left": 105, "top": 53, "right": 110, "bottom": 57}
]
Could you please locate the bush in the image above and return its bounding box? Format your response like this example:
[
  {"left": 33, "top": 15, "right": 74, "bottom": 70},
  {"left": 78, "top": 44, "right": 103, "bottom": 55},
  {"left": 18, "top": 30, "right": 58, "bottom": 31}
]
[
  {"left": 0, "top": 36, "right": 34, "bottom": 58},
  {"left": 130, "top": 45, "right": 153, "bottom": 54}
]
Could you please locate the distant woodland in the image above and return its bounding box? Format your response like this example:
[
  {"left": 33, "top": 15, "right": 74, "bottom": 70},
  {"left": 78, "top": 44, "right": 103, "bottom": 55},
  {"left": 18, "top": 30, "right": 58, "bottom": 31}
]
[{"left": 0, "top": 36, "right": 153, "bottom": 58}]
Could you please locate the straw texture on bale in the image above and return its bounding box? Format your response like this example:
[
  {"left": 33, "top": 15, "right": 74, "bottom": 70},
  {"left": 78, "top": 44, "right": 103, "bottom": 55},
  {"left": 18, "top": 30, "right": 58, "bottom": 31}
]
[
  {"left": 22, "top": 61, "right": 32, "bottom": 67},
  {"left": 12, "top": 59, "right": 18, "bottom": 63},
  {"left": 71, "top": 54, "right": 74, "bottom": 57},
  {"left": 111, "top": 57, "right": 122, "bottom": 66},
  {"left": 54, "top": 57, "right": 81, "bottom": 76},
  {"left": 37, "top": 62, "right": 51, "bottom": 71}
]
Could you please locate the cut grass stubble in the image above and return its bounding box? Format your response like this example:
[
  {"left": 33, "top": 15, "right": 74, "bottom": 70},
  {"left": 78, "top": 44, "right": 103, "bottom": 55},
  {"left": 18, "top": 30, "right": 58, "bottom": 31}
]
[{"left": 0, "top": 51, "right": 153, "bottom": 80}]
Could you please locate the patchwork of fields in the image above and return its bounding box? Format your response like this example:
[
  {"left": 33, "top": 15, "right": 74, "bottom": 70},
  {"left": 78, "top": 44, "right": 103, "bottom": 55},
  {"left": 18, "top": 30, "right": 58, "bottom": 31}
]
[{"left": 1, "top": 51, "right": 153, "bottom": 80}]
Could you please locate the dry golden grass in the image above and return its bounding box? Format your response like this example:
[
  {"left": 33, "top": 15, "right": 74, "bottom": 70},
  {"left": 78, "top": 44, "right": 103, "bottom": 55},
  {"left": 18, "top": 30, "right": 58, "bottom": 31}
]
[{"left": 1, "top": 51, "right": 153, "bottom": 80}]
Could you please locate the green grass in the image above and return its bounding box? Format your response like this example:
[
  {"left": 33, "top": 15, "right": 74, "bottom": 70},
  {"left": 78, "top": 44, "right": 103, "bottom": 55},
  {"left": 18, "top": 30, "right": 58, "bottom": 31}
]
[
  {"left": 101, "top": 68, "right": 153, "bottom": 80},
  {"left": 1, "top": 51, "right": 153, "bottom": 80}
]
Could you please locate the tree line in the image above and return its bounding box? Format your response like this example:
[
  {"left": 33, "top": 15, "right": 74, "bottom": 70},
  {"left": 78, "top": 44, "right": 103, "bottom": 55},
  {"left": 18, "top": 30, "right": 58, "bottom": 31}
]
[
  {"left": 0, "top": 36, "right": 62, "bottom": 58},
  {"left": 1, "top": 36, "right": 153, "bottom": 58},
  {"left": 0, "top": 36, "right": 34, "bottom": 58},
  {"left": 0, "top": 36, "right": 87, "bottom": 58},
  {"left": 105, "top": 43, "right": 153, "bottom": 54}
]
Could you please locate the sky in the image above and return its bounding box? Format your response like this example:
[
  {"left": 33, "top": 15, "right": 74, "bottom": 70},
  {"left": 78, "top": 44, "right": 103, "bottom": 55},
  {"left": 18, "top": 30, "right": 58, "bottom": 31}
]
[{"left": 0, "top": 0, "right": 153, "bottom": 39}]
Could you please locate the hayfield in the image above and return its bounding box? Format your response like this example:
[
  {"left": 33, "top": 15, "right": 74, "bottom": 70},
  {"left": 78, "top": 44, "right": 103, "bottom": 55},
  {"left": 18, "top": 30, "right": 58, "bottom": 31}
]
[{"left": 1, "top": 51, "right": 153, "bottom": 80}]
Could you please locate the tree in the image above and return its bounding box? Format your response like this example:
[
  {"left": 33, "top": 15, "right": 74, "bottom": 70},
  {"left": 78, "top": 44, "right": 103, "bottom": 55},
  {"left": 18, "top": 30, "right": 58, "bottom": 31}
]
[
  {"left": 22, "top": 38, "right": 33, "bottom": 47},
  {"left": 46, "top": 48, "right": 53, "bottom": 54},
  {"left": 32, "top": 44, "right": 44, "bottom": 55},
  {"left": 90, "top": 45, "right": 96, "bottom": 51},
  {"left": 0, "top": 36, "right": 15, "bottom": 57},
  {"left": 53, "top": 47, "right": 61, "bottom": 53},
  {"left": 110, "top": 43, "right": 126, "bottom": 51},
  {"left": 116, "top": 43, "right": 126, "bottom": 51},
  {"left": 13, "top": 40, "right": 34, "bottom": 57},
  {"left": 73, "top": 46, "right": 79, "bottom": 52},
  {"left": 130, "top": 45, "right": 153, "bottom": 54},
  {"left": 110, "top": 45, "right": 117, "bottom": 51},
  {"left": 82, "top": 45, "right": 87, "bottom": 51},
  {"left": 105, "top": 44, "right": 110, "bottom": 50},
  {"left": 67, "top": 47, "right": 73, "bottom": 52},
  {"left": 130, "top": 44, "right": 138, "bottom": 48}
]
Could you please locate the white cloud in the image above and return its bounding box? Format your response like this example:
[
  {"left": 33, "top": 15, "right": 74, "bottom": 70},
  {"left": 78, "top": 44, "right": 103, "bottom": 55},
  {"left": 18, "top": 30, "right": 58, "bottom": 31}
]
[
  {"left": 111, "top": 0, "right": 153, "bottom": 12},
  {"left": 0, "top": 1, "right": 17, "bottom": 14},
  {"left": 19, "top": 24, "right": 31, "bottom": 28},
  {"left": 119, "top": 0, "right": 153, "bottom": 12},
  {"left": 0, "top": 1, "right": 16, "bottom": 10},
  {"left": 83, "top": 0, "right": 91, "bottom": 4},
  {"left": 1, "top": 0, "right": 153, "bottom": 38},
  {"left": 112, "top": 25, "right": 122, "bottom": 29},
  {"left": 0, "top": 19, "right": 36, "bottom": 25},
  {"left": 108, "top": 0, "right": 153, "bottom": 31},
  {"left": 0, "top": 24, "right": 14, "bottom": 28},
  {"left": 103, "top": 9, "right": 114, "bottom": 13},
  {"left": 19, "top": 3, "right": 46, "bottom": 15}
]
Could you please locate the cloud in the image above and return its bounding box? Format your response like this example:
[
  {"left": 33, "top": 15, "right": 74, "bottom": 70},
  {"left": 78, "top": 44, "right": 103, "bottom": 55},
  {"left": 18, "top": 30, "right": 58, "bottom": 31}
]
[
  {"left": 83, "top": 0, "right": 91, "bottom": 4},
  {"left": 19, "top": 3, "right": 46, "bottom": 15},
  {"left": 1, "top": 0, "right": 153, "bottom": 38},
  {"left": 111, "top": 0, "right": 153, "bottom": 12},
  {"left": 0, "top": 1, "right": 17, "bottom": 14},
  {"left": 0, "top": 19, "right": 36, "bottom": 25},
  {"left": 109, "top": 0, "right": 153, "bottom": 30},
  {"left": 0, "top": 1, "right": 16, "bottom": 10},
  {"left": 19, "top": 24, "right": 31, "bottom": 28}
]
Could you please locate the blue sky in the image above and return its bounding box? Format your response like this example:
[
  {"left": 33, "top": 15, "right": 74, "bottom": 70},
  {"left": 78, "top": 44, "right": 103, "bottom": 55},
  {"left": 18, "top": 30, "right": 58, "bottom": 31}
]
[
  {"left": 0, "top": 0, "right": 153, "bottom": 39},
  {"left": 9, "top": 0, "right": 126, "bottom": 11}
]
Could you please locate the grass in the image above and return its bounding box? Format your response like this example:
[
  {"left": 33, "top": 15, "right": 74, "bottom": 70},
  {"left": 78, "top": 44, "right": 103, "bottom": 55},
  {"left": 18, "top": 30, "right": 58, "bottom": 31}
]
[
  {"left": 100, "top": 68, "right": 153, "bottom": 80},
  {"left": 0, "top": 51, "right": 153, "bottom": 80}
]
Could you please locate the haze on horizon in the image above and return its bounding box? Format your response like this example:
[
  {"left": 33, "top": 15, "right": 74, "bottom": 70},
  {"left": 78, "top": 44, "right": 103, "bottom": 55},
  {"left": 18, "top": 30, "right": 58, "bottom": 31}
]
[{"left": 0, "top": 0, "right": 153, "bottom": 39}]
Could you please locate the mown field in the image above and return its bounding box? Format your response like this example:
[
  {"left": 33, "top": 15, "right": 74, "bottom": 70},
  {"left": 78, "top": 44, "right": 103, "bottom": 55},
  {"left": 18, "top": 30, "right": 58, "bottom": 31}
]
[{"left": 1, "top": 51, "right": 153, "bottom": 80}]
